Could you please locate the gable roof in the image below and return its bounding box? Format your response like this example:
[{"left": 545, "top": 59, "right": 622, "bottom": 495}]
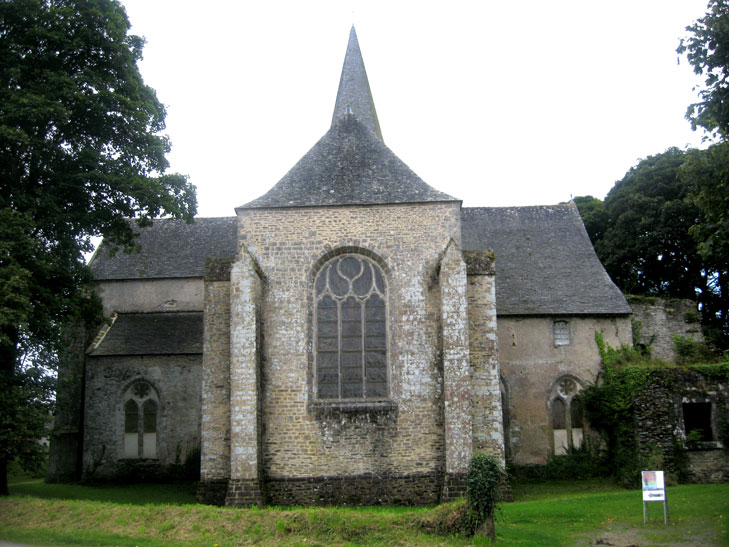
[
  {"left": 239, "top": 114, "right": 456, "bottom": 209},
  {"left": 88, "top": 312, "right": 203, "bottom": 356},
  {"left": 89, "top": 217, "right": 237, "bottom": 280},
  {"left": 461, "top": 203, "right": 631, "bottom": 316}
]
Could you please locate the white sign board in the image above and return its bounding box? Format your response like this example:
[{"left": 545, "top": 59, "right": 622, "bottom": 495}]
[{"left": 642, "top": 470, "right": 665, "bottom": 502}]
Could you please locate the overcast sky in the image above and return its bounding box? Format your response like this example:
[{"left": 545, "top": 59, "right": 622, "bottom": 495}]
[{"left": 121, "top": 0, "right": 711, "bottom": 217}]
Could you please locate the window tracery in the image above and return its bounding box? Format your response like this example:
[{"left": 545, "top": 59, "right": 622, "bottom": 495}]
[
  {"left": 549, "top": 376, "right": 584, "bottom": 455},
  {"left": 122, "top": 380, "right": 158, "bottom": 458},
  {"left": 314, "top": 254, "right": 387, "bottom": 400}
]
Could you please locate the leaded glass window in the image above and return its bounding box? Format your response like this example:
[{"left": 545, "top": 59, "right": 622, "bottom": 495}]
[
  {"left": 553, "top": 320, "right": 570, "bottom": 346},
  {"left": 315, "top": 255, "right": 387, "bottom": 399}
]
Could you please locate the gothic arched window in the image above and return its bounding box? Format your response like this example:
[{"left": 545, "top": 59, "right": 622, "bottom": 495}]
[
  {"left": 314, "top": 254, "right": 387, "bottom": 400},
  {"left": 549, "top": 376, "right": 584, "bottom": 455},
  {"left": 122, "top": 381, "right": 159, "bottom": 458}
]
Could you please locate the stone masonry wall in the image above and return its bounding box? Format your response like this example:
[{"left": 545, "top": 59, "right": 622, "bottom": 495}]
[
  {"left": 498, "top": 315, "right": 632, "bottom": 464},
  {"left": 226, "top": 250, "right": 265, "bottom": 506},
  {"left": 47, "top": 326, "right": 87, "bottom": 482},
  {"left": 634, "top": 368, "right": 729, "bottom": 484},
  {"left": 82, "top": 354, "right": 201, "bottom": 481},
  {"left": 198, "top": 259, "right": 232, "bottom": 504},
  {"left": 439, "top": 241, "right": 472, "bottom": 501},
  {"left": 464, "top": 251, "right": 504, "bottom": 465},
  {"left": 233, "top": 202, "right": 462, "bottom": 503},
  {"left": 629, "top": 298, "right": 704, "bottom": 362}
]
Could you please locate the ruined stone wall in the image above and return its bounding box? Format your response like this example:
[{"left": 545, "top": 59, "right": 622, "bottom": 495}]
[
  {"left": 233, "top": 202, "right": 462, "bottom": 504},
  {"left": 629, "top": 297, "right": 704, "bottom": 362},
  {"left": 82, "top": 354, "right": 201, "bottom": 481},
  {"left": 498, "top": 315, "right": 632, "bottom": 464},
  {"left": 634, "top": 368, "right": 729, "bottom": 484}
]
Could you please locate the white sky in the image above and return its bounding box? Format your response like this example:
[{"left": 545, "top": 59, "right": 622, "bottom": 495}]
[{"left": 121, "top": 0, "right": 710, "bottom": 217}]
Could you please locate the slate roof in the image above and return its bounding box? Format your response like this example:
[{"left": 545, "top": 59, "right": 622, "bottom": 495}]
[
  {"left": 89, "top": 312, "right": 203, "bottom": 356},
  {"left": 239, "top": 114, "right": 457, "bottom": 209},
  {"left": 89, "top": 217, "right": 237, "bottom": 280},
  {"left": 239, "top": 25, "right": 456, "bottom": 210},
  {"left": 461, "top": 203, "right": 631, "bottom": 316},
  {"left": 332, "top": 26, "right": 382, "bottom": 141}
]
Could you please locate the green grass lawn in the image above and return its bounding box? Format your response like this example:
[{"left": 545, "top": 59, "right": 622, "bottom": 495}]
[{"left": 2, "top": 478, "right": 727, "bottom": 545}]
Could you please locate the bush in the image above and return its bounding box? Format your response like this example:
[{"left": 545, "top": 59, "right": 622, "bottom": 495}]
[
  {"left": 509, "top": 443, "right": 610, "bottom": 482},
  {"left": 463, "top": 453, "right": 505, "bottom": 538},
  {"left": 673, "top": 335, "right": 719, "bottom": 365}
]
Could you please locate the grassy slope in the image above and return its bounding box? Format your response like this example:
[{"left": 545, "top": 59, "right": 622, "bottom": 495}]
[{"left": 1, "top": 479, "right": 728, "bottom": 546}]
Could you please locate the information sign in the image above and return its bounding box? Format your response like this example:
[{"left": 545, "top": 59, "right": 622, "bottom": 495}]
[{"left": 641, "top": 470, "right": 668, "bottom": 523}]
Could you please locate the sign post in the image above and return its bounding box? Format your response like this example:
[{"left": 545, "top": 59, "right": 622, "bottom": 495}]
[{"left": 641, "top": 470, "right": 668, "bottom": 524}]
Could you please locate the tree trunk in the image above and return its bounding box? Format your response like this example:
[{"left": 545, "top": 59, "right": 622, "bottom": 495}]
[
  {"left": 0, "top": 327, "right": 19, "bottom": 496},
  {"left": 0, "top": 457, "right": 7, "bottom": 496},
  {"left": 475, "top": 514, "right": 495, "bottom": 541}
]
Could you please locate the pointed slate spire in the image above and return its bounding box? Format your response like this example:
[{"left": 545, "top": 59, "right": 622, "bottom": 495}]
[{"left": 332, "top": 26, "right": 383, "bottom": 141}]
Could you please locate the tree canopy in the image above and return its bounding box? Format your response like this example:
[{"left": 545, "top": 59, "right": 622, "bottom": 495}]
[
  {"left": 0, "top": 0, "right": 196, "bottom": 494},
  {"left": 678, "top": 0, "right": 729, "bottom": 139},
  {"left": 574, "top": 147, "right": 728, "bottom": 349}
]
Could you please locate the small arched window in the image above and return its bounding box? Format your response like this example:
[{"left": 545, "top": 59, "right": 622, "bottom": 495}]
[
  {"left": 549, "top": 376, "right": 584, "bottom": 455},
  {"left": 122, "top": 381, "right": 159, "bottom": 459},
  {"left": 314, "top": 254, "right": 387, "bottom": 400}
]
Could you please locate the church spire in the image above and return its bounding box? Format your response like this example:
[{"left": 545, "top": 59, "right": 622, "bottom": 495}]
[{"left": 332, "top": 26, "right": 383, "bottom": 141}]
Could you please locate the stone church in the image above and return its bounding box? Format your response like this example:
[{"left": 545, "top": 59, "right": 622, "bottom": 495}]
[{"left": 48, "top": 27, "right": 633, "bottom": 505}]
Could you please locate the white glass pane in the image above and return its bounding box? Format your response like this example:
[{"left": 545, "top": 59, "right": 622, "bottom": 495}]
[
  {"left": 124, "top": 433, "right": 138, "bottom": 458},
  {"left": 553, "top": 429, "right": 568, "bottom": 455},
  {"left": 143, "top": 433, "right": 157, "bottom": 458},
  {"left": 572, "top": 428, "right": 584, "bottom": 449}
]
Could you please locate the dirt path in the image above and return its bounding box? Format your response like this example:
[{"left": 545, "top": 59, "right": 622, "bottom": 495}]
[{"left": 580, "top": 520, "right": 725, "bottom": 546}]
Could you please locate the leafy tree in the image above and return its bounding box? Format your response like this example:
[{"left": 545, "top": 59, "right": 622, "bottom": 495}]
[
  {"left": 0, "top": 0, "right": 196, "bottom": 494},
  {"left": 678, "top": 0, "right": 729, "bottom": 139},
  {"left": 592, "top": 148, "right": 705, "bottom": 299},
  {"left": 680, "top": 143, "right": 729, "bottom": 343},
  {"left": 572, "top": 195, "right": 608, "bottom": 244},
  {"left": 575, "top": 148, "right": 728, "bottom": 349}
]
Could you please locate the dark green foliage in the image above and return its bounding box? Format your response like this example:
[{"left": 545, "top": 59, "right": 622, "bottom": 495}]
[
  {"left": 508, "top": 443, "right": 610, "bottom": 482},
  {"left": 463, "top": 453, "right": 504, "bottom": 537},
  {"left": 594, "top": 149, "right": 703, "bottom": 300},
  {"left": 673, "top": 335, "right": 720, "bottom": 365},
  {"left": 581, "top": 333, "right": 650, "bottom": 487},
  {"left": 678, "top": 0, "right": 729, "bottom": 139},
  {"left": 574, "top": 148, "right": 729, "bottom": 350},
  {"left": 0, "top": 0, "right": 197, "bottom": 493},
  {"left": 572, "top": 195, "right": 608, "bottom": 244}
]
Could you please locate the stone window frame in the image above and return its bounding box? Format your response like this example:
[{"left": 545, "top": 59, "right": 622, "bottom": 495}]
[
  {"left": 547, "top": 375, "right": 585, "bottom": 455},
  {"left": 553, "top": 320, "right": 571, "bottom": 347},
  {"left": 309, "top": 248, "right": 393, "bottom": 407},
  {"left": 679, "top": 396, "right": 723, "bottom": 450},
  {"left": 121, "top": 379, "right": 160, "bottom": 459}
]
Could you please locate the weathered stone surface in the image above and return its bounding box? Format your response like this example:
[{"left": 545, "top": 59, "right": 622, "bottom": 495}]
[
  {"left": 81, "top": 354, "right": 201, "bottom": 481},
  {"left": 228, "top": 251, "right": 264, "bottom": 489},
  {"left": 629, "top": 297, "right": 704, "bottom": 362},
  {"left": 440, "top": 240, "right": 473, "bottom": 483},
  {"left": 499, "top": 316, "right": 632, "bottom": 464},
  {"left": 266, "top": 472, "right": 443, "bottom": 506},
  {"left": 200, "top": 275, "right": 232, "bottom": 482},
  {"left": 634, "top": 369, "right": 729, "bottom": 484},
  {"left": 467, "top": 259, "right": 504, "bottom": 463},
  {"left": 234, "top": 202, "right": 461, "bottom": 498},
  {"left": 47, "top": 326, "right": 87, "bottom": 483}
]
